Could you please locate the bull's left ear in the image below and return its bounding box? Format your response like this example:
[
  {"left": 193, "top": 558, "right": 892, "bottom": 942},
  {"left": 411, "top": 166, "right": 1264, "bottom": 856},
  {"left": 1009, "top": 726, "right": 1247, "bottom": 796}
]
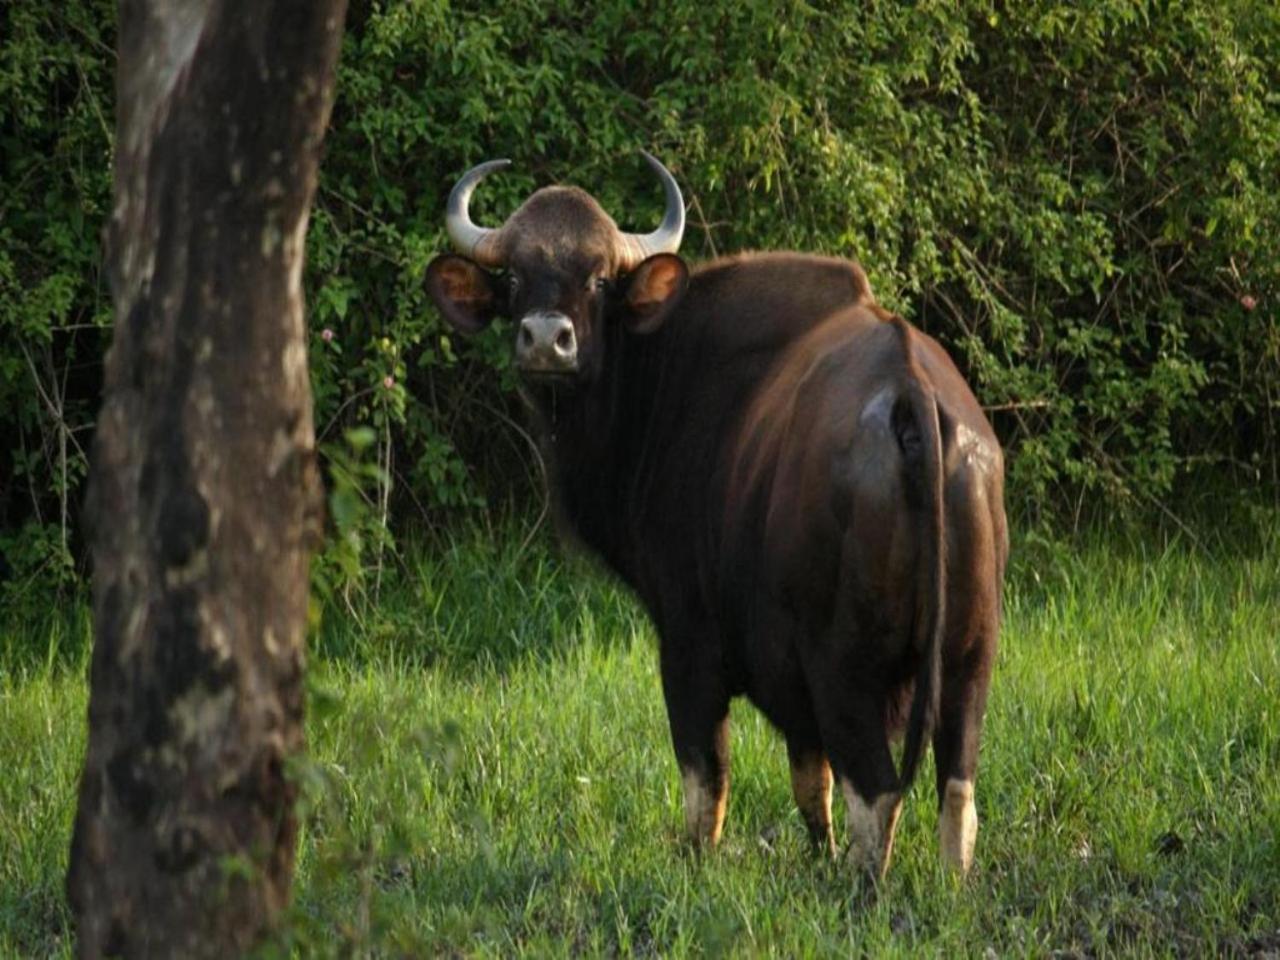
[{"left": 622, "top": 253, "right": 689, "bottom": 334}]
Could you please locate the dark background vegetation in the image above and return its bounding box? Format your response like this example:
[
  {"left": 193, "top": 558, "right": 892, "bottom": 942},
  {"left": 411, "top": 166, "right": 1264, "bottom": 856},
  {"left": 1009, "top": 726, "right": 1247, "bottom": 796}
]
[{"left": 3, "top": 0, "right": 1278, "bottom": 604}]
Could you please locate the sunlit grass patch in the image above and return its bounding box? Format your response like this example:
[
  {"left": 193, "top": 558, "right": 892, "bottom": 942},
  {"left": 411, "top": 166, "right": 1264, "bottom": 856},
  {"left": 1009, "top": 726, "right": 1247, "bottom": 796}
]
[{"left": 2, "top": 519, "right": 1277, "bottom": 956}]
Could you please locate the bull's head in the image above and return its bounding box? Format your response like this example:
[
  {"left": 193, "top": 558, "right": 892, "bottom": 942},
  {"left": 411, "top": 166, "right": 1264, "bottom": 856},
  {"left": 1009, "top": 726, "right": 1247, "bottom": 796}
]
[{"left": 425, "top": 152, "right": 688, "bottom": 382}]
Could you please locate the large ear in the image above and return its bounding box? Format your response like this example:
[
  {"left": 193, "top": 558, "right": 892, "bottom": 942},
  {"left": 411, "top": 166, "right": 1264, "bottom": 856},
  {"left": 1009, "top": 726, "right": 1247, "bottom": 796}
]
[
  {"left": 622, "top": 253, "right": 689, "bottom": 334},
  {"left": 425, "top": 254, "right": 499, "bottom": 334}
]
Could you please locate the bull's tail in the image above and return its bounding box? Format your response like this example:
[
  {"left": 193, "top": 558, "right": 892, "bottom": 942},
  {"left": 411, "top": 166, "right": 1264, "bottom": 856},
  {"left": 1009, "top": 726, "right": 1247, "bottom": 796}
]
[{"left": 891, "top": 373, "right": 946, "bottom": 794}]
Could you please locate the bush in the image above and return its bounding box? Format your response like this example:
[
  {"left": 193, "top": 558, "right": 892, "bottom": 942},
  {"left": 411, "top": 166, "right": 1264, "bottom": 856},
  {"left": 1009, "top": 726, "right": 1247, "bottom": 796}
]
[{"left": 2, "top": 0, "right": 1277, "bottom": 590}]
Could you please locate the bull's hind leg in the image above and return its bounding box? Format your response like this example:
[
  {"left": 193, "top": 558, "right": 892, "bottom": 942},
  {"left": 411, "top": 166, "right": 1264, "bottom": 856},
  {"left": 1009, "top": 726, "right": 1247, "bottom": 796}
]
[
  {"left": 841, "top": 779, "right": 902, "bottom": 882},
  {"left": 786, "top": 738, "right": 835, "bottom": 856},
  {"left": 834, "top": 730, "right": 902, "bottom": 883},
  {"left": 936, "top": 463, "right": 1003, "bottom": 875},
  {"left": 934, "top": 478, "right": 1002, "bottom": 876},
  {"left": 932, "top": 639, "right": 994, "bottom": 875},
  {"left": 659, "top": 635, "right": 731, "bottom": 848},
  {"left": 805, "top": 665, "right": 902, "bottom": 882}
]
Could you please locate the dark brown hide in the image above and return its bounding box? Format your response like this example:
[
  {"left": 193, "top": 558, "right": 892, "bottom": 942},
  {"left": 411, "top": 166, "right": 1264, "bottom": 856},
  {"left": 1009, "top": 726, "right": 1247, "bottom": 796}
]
[
  {"left": 725, "top": 305, "right": 1006, "bottom": 859},
  {"left": 429, "top": 178, "right": 1006, "bottom": 877}
]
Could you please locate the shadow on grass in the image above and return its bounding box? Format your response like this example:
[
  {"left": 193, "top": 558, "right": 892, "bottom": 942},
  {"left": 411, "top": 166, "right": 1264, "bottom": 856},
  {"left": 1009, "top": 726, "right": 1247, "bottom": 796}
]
[
  {"left": 283, "top": 831, "right": 832, "bottom": 957},
  {"left": 0, "top": 601, "right": 91, "bottom": 686},
  {"left": 0, "top": 523, "right": 650, "bottom": 683},
  {"left": 7, "top": 499, "right": 1274, "bottom": 682},
  {"left": 310, "top": 524, "right": 650, "bottom": 678}
]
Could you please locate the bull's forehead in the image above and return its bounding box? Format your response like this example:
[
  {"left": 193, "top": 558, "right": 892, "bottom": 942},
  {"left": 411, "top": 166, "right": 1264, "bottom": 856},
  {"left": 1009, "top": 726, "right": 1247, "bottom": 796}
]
[{"left": 501, "top": 186, "right": 620, "bottom": 272}]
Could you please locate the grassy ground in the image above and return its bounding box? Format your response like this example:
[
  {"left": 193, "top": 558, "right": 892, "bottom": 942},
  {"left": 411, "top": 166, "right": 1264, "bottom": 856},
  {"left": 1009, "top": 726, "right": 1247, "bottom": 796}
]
[{"left": 1, "top": 518, "right": 1278, "bottom": 957}]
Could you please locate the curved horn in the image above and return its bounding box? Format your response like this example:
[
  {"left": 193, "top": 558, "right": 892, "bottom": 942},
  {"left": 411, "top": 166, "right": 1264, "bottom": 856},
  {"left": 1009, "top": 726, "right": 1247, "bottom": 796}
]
[
  {"left": 617, "top": 150, "right": 686, "bottom": 270},
  {"left": 445, "top": 158, "right": 511, "bottom": 266}
]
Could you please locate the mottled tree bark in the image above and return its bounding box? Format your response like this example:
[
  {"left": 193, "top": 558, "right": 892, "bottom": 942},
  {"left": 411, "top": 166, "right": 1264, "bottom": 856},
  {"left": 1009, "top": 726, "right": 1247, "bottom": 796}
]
[{"left": 67, "top": 2, "right": 346, "bottom": 956}]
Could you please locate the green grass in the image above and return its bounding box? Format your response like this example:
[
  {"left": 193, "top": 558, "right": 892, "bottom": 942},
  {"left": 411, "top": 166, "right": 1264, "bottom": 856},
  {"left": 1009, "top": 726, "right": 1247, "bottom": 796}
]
[{"left": 2, "top": 519, "right": 1278, "bottom": 957}]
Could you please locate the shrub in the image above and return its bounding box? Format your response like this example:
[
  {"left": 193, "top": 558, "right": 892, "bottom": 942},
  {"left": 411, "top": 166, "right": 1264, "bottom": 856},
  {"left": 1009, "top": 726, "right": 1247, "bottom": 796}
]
[{"left": 2, "top": 0, "right": 1277, "bottom": 591}]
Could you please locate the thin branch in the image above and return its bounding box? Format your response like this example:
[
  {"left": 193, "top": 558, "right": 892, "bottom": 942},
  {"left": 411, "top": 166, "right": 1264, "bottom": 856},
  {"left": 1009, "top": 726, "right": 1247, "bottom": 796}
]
[
  {"left": 50, "top": 322, "right": 113, "bottom": 334},
  {"left": 927, "top": 286, "right": 1036, "bottom": 445},
  {"left": 317, "top": 386, "right": 379, "bottom": 444},
  {"left": 72, "top": 53, "right": 113, "bottom": 147},
  {"left": 1083, "top": 437, "right": 1206, "bottom": 554},
  {"left": 18, "top": 338, "right": 85, "bottom": 562},
  {"left": 19, "top": 341, "right": 89, "bottom": 465},
  {"left": 982, "top": 399, "right": 1052, "bottom": 413},
  {"left": 54, "top": 8, "right": 117, "bottom": 61},
  {"left": 688, "top": 191, "right": 720, "bottom": 260},
  {"left": 469, "top": 395, "right": 550, "bottom": 558},
  {"left": 391, "top": 464, "right": 433, "bottom": 528}
]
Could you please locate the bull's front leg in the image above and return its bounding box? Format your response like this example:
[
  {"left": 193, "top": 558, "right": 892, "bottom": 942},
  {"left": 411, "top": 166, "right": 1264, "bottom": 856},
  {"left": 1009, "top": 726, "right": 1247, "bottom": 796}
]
[{"left": 658, "top": 634, "right": 731, "bottom": 848}]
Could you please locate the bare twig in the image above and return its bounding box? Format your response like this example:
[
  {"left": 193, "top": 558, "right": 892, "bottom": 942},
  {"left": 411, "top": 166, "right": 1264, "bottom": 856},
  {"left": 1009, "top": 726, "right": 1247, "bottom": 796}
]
[
  {"left": 18, "top": 339, "right": 80, "bottom": 559},
  {"left": 72, "top": 53, "right": 113, "bottom": 146},
  {"left": 944, "top": 232, "right": 1025, "bottom": 312},
  {"left": 1083, "top": 437, "right": 1207, "bottom": 554},
  {"left": 317, "top": 386, "right": 379, "bottom": 444},
  {"left": 391, "top": 464, "right": 433, "bottom": 528},
  {"left": 927, "top": 286, "right": 1037, "bottom": 445},
  {"left": 373, "top": 412, "right": 392, "bottom": 601},
  {"left": 49, "top": 323, "right": 112, "bottom": 334},
  {"left": 982, "top": 399, "right": 1052, "bottom": 413},
  {"left": 688, "top": 191, "right": 720, "bottom": 260},
  {"left": 18, "top": 426, "right": 44, "bottom": 526},
  {"left": 470, "top": 396, "right": 550, "bottom": 558}
]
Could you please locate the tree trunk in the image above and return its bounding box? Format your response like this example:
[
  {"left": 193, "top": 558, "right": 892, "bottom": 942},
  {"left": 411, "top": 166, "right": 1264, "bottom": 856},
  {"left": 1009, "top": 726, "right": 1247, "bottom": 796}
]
[{"left": 67, "top": 2, "right": 346, "bottom": 956}]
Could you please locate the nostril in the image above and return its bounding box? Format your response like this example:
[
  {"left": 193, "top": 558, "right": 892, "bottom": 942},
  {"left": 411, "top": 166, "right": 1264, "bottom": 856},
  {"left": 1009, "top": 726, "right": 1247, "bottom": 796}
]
[
  {"left": 519, "top": 324, "right": 534, "bottom": 348},
  {"left": 555, "top": 328, "right": 575, "bottom": 354}
]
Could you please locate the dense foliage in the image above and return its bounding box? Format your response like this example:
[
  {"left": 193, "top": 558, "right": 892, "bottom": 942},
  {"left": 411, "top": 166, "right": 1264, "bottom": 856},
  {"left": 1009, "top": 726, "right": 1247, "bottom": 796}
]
[{"left": 3, "top": 0, "right": 1278, "bottom": 593}]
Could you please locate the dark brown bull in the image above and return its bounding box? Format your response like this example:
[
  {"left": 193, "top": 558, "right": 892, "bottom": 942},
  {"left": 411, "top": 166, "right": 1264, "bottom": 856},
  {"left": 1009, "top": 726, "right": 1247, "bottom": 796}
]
[{"left": 426, "top": 154, "right": 1007, "bottom": 880}]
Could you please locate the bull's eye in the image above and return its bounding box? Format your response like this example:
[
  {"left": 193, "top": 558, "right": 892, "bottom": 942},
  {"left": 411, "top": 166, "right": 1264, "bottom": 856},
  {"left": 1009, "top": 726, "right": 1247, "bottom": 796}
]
[
  {"left": 506, "top": 274, "right": 521, "bottom": 295},
  {"left": 590, "top": 276, "right": 609, "bottom": 293}
]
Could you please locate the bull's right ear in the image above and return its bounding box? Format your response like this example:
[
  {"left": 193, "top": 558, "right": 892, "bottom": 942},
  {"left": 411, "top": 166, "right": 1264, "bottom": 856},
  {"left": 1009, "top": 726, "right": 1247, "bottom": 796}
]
[{"left": 425, "top": 254, "right": 499, "bottom": 334}]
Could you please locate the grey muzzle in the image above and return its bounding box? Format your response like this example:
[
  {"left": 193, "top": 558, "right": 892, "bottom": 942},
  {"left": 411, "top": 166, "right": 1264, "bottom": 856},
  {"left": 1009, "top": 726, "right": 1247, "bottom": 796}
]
[{"left": 516, "top": 311, "right": 578, "bottom": 374}]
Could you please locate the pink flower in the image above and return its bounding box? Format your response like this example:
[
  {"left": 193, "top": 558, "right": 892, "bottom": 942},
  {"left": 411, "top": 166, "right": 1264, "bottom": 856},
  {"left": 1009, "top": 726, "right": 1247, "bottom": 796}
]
[
  {"left": 383, "top": 375, "right": 395, "bottom": 389},
  {"left": 1240, "top": 294, "right": 1257, "bottom": 312},
  {"left": 321, "top": 328, "right": 335, "bottom": 342}
]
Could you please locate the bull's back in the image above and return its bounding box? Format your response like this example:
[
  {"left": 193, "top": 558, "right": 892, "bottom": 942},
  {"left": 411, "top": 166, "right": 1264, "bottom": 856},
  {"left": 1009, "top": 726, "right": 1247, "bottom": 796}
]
[
  {"left": 679, "top": 253, "right": 874, "bottom": 365},
  {"left": 653, "top": 252, "right": 878, "bottom": 533},
  {"left": 722, "top": 308, "right": 906, "bottom": 629}
]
